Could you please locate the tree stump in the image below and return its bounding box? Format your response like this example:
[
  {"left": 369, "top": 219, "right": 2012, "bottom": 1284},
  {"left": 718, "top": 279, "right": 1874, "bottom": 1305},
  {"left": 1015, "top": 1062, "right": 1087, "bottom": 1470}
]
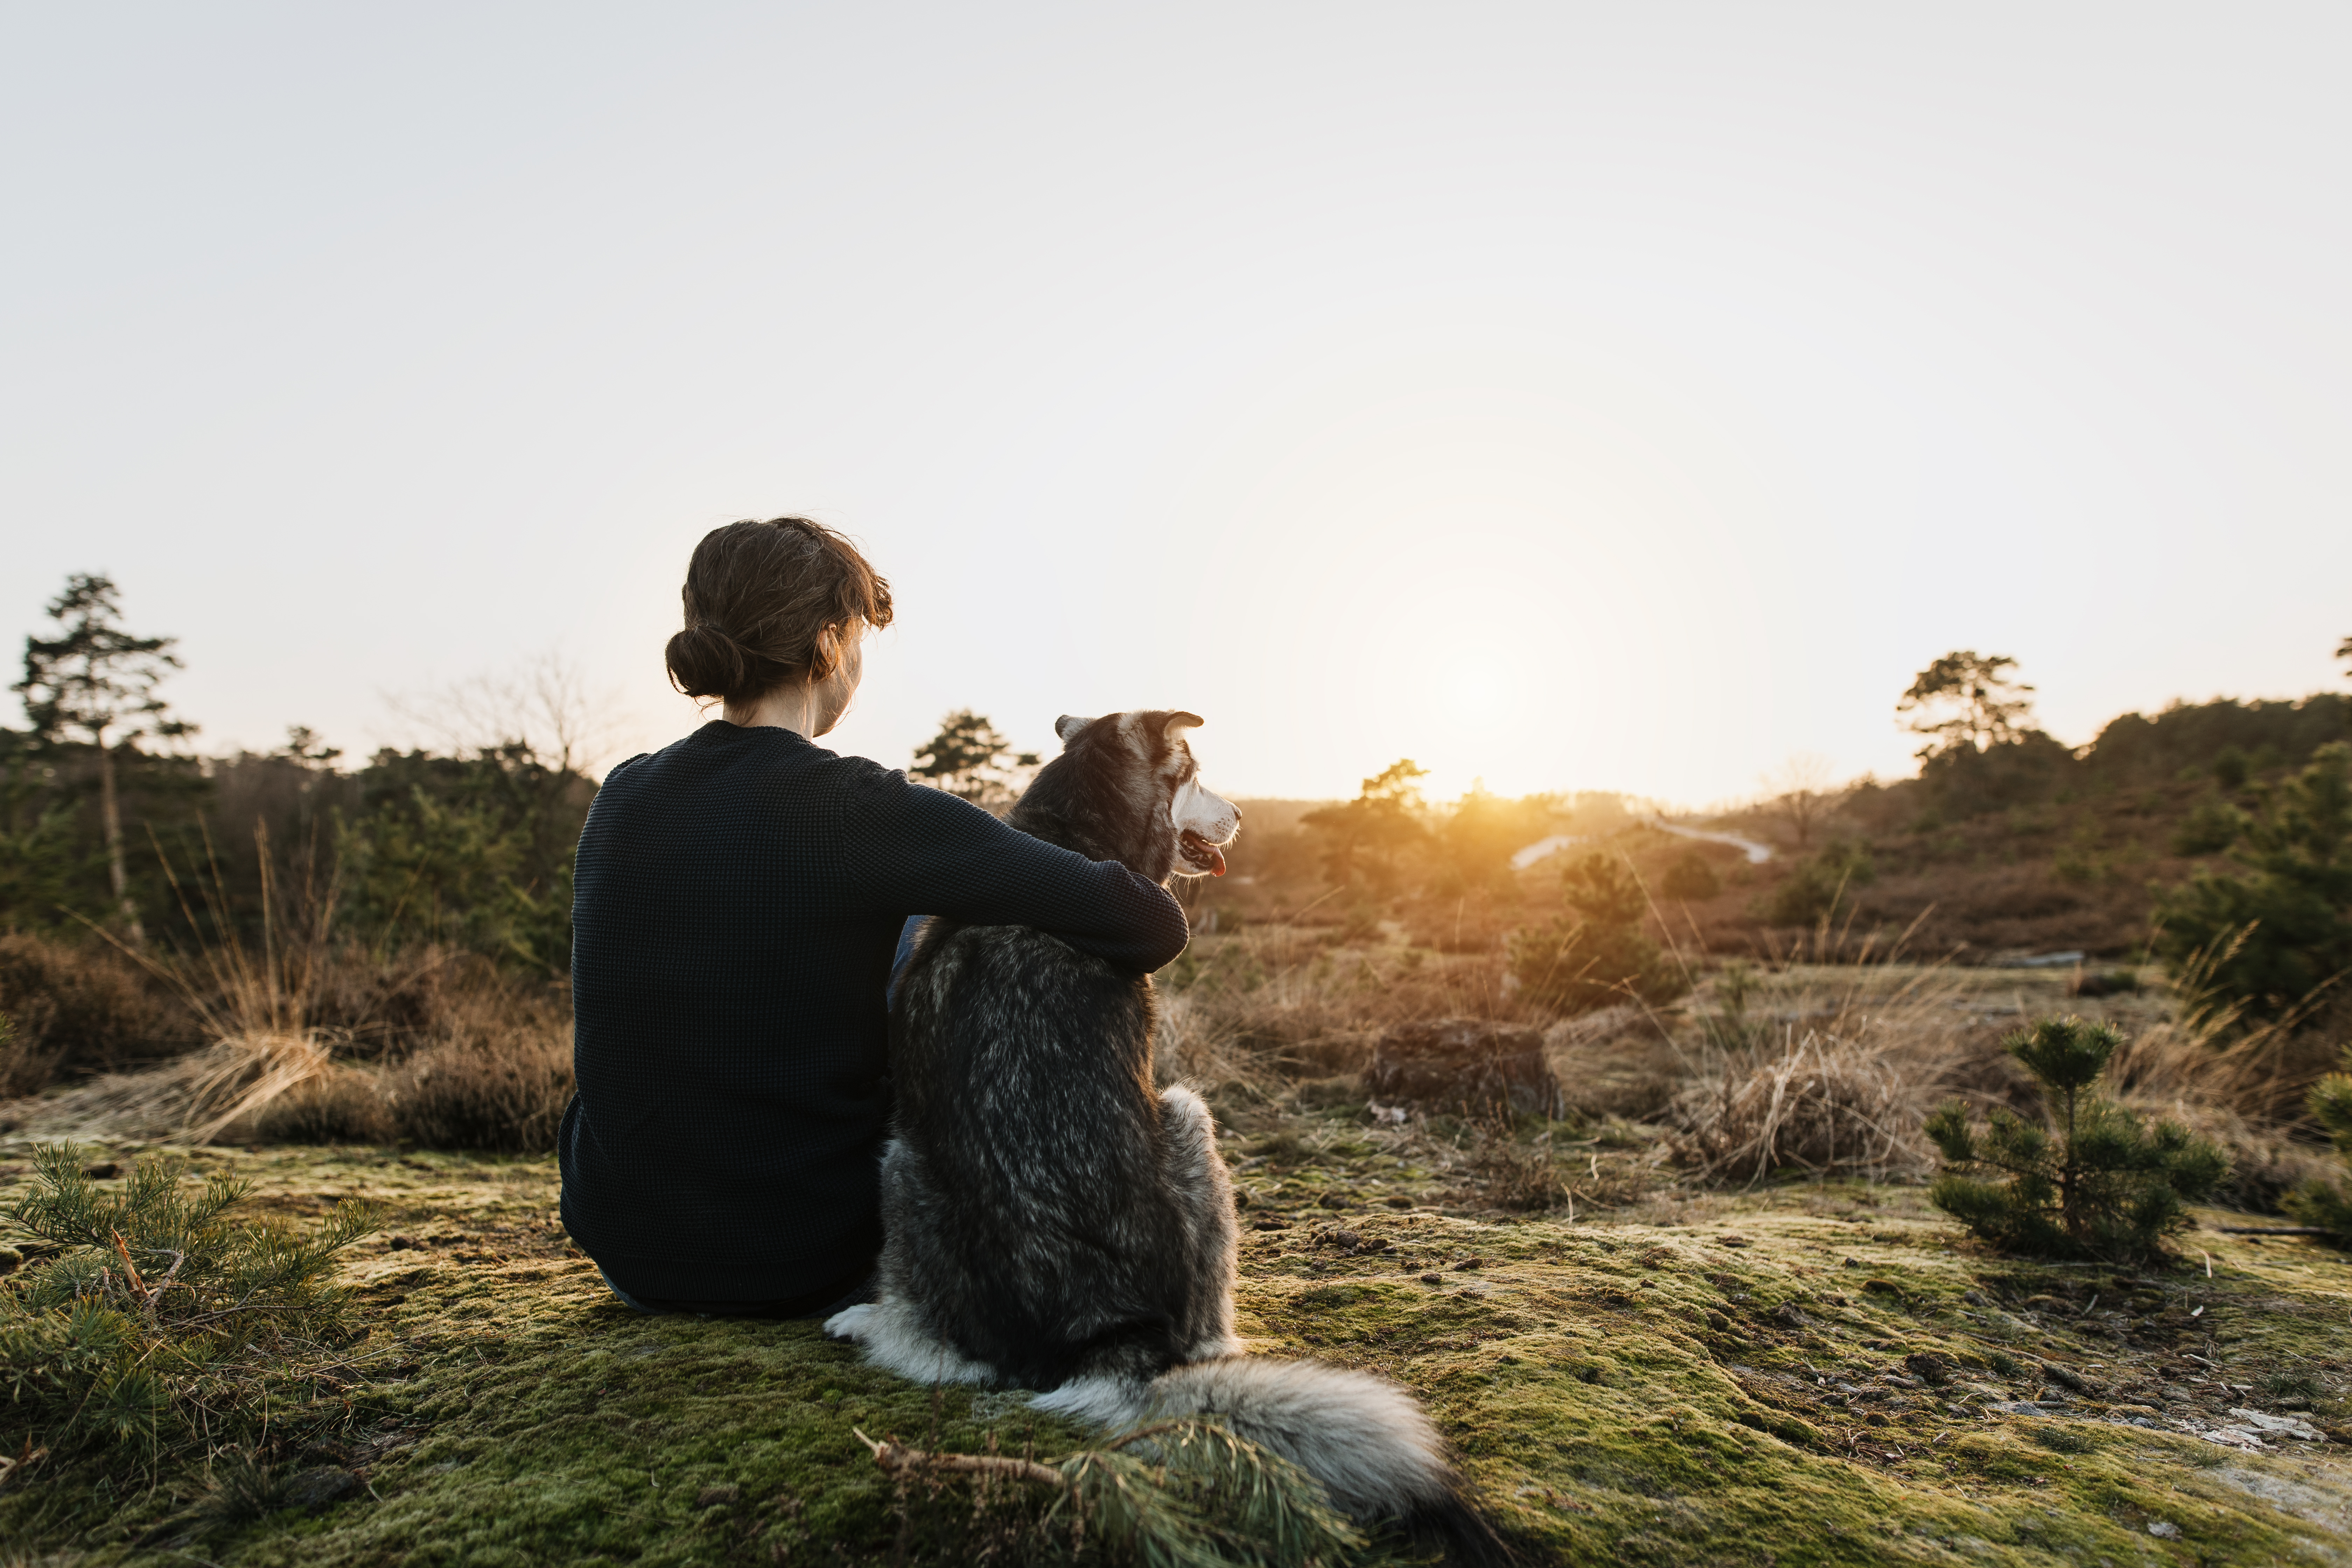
[{"left": 1365, "top": 1018, "right": 1562, "bottom": 1118}]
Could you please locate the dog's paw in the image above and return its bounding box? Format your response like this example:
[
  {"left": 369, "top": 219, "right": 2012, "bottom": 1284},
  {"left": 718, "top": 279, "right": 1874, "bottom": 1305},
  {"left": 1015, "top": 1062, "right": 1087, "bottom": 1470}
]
[{"left": 822, "top": 1303, "right": 877, "bottom": 1342}]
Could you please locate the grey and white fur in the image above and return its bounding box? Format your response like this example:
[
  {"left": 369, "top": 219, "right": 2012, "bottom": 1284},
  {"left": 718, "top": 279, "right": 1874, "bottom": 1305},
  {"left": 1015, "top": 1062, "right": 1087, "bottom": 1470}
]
[{"left": 827, "top": 710, "right": 1511, "bottom": 1562}]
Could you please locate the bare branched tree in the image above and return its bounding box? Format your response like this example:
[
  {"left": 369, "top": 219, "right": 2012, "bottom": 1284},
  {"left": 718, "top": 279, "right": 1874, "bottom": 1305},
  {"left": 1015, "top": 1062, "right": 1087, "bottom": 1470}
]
[
  {"left": 384, "top": 652, "right": 624, "bottom": 776},
  {"left": 1759, "top": 752, "right": 1839, "bottom": 850}
]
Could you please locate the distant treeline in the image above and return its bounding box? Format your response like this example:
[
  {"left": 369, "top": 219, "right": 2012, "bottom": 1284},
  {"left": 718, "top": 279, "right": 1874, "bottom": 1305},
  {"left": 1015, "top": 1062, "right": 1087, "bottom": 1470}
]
[
  {"left": 0, "top": 732, "right": 592, "bottom": 974},
  {"left": 1849, "top": 691, "right": 2352, "bottom": 825}
]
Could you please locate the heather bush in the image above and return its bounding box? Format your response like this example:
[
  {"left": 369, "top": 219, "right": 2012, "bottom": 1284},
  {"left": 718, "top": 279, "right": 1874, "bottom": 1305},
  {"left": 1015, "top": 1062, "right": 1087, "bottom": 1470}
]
[
  {"left": 388, "top": 1029, "right": 573, "bottom": 1153},
  {"left": 250, "top": 1066, "right": 395, "bottom": 1144},
  {"left": 0, "top": 932, "right": 201, "bottom": 1094}
]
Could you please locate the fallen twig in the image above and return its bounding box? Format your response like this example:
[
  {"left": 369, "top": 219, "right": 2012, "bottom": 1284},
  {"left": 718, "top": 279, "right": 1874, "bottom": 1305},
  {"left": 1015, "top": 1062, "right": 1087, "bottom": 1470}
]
[{"left": 853, "top": 1427, "right": 1064, "bottom": 1490}]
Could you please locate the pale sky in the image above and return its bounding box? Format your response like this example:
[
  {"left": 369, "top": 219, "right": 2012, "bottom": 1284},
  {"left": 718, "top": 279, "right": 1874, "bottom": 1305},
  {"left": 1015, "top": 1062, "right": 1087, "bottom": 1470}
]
[{"left": 6, "top": 5, "right": 2348, "bottom": 804}]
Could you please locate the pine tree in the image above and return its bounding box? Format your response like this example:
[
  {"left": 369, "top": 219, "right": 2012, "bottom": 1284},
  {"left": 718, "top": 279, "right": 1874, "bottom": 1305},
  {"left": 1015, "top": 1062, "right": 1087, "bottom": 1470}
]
[
  {"left": 910, "top": 710, "right": 1040, "bottom": 813},
  {"left": 1897, "top": 651, "right": 2036, "bottom": 758},
  {"left": 14, "top": 574, "right": 196, "bottom": 946},
  {"left": 1925, "top": 1017, "right": 2226, "bottom": 1265}
]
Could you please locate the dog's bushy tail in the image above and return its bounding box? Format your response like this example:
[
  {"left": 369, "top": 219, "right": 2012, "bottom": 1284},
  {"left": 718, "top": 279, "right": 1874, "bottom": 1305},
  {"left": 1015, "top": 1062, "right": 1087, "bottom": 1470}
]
[{"left": 1033, "top": 1357, "right": 1518, "bottom": 1566}]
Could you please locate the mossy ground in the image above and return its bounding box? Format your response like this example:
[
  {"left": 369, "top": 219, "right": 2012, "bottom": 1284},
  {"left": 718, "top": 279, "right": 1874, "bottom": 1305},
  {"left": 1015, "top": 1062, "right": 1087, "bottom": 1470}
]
[{"left": 5, "top": 1122, "right": 2350, "bottom": 1566}]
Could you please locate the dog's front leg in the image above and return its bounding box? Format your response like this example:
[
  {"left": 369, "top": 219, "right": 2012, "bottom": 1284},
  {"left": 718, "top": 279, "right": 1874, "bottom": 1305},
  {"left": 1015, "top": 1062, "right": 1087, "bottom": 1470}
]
[
  {"left": 822, "top": 1303, "right": 877, "bottom": 1341},
  {"left": 1158, "top": 1083, "right": 1243, "bottom": 1361}
]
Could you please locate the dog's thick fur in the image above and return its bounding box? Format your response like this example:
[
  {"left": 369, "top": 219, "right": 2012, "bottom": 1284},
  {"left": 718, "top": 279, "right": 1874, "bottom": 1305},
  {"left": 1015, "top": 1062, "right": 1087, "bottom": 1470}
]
[{"left": 827, "top": 711, "right": 1509, "bottom": 1560}]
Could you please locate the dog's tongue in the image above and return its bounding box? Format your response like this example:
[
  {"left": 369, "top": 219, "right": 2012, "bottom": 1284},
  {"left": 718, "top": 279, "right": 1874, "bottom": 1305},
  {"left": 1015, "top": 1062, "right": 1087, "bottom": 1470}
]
[{"left": 1184, "top": 833, "right": 1228, "bottom": 876}]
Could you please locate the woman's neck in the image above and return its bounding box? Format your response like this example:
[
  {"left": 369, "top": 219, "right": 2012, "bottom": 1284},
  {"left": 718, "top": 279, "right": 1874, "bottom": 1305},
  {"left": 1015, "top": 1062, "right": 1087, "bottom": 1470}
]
[{"left": 722, "top": 684, "right": 825, "bottom": 738}]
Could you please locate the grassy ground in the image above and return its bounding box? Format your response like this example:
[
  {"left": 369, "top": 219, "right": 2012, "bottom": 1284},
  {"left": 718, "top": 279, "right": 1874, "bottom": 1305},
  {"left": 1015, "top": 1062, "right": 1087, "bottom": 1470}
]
[{"left": 7, "top": 1113, "right": 2350, "bottom": 1567}]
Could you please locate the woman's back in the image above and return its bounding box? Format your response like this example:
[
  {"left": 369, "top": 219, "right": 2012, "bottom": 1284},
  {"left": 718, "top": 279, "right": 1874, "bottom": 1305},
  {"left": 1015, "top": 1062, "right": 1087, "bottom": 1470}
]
[{"left": 562, "top": 718, "right": 1187, "bottom": 1309}]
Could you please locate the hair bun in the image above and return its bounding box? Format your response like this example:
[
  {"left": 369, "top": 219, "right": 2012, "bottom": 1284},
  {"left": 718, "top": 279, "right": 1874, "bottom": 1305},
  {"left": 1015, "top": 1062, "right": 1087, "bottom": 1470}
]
[{"left": 664, "top": 623, "right": 750, "bottom": 700}]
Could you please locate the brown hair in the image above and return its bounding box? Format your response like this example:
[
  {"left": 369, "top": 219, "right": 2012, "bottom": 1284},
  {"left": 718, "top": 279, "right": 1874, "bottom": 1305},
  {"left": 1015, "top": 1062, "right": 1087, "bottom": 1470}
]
[{"left": 664, "top": 518, "right": 895, "bottom": 707}]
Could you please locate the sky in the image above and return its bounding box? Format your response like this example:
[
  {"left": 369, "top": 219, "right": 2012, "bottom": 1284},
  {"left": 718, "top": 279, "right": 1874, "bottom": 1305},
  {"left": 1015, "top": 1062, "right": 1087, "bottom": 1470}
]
[{"left": 6, "top": 4, "right": 2349, "bottom": 806}]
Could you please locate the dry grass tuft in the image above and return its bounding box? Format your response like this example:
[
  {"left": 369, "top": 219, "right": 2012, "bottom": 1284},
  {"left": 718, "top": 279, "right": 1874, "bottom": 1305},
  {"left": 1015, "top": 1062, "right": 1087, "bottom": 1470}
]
[
  {"left": 11, "top": 1029, "right": 332, "bottom": 1143},
  {"left": 1664, "top": 961, "right": 1983, "bottom": 1186},
  {"left": 1671, "top": 1030, "right": 1931, "bottom": 1185},
  {"left": 12, "top": 944, "right": 575, "bottom": 1152}
]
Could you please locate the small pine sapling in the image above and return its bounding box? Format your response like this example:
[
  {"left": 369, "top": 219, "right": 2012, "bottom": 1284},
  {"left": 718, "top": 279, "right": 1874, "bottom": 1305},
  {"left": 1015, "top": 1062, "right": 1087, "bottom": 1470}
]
[
  {"left": 0, "top": 1143, "right": 381, "bottom": 1453},
  {"left": 2284, "top": 1059, "right": 2352, "bottom": 1243},
  {"left": 1924, "top": 1017, "right": 2226, "bottom": 1265}
]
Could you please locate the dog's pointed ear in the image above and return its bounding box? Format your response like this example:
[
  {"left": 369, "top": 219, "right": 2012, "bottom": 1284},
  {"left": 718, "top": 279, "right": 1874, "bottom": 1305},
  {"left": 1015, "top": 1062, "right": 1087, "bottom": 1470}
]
[
  {"left": 1054, "top": 715, "right": 1096, "bottom": 747},
  {"left": 1162, "top": 712, "right": 1205, "bottom": 744}
]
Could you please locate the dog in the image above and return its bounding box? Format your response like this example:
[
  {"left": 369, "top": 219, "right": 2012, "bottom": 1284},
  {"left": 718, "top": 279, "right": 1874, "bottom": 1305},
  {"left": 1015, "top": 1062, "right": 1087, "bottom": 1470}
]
[{"left": 826, "top": 710, "right": 1508, "bottom": 1560}]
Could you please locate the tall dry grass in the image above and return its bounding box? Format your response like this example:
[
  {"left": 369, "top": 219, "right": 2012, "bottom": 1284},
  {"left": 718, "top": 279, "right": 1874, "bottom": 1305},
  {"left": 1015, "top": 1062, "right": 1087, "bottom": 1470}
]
[
  {"left": 1166, "top": 899, "right": 2336, "bottom": 1216},
  {"left": 1156, "top": 922, "right": 1542, "bottom": 1100},
  {"left": 16, "top": 825, "right": 575, "bottom": 1152}
]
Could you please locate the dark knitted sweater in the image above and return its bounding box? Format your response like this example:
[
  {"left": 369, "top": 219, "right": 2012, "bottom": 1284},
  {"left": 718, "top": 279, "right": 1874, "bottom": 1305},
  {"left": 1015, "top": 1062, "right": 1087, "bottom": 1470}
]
[{"left": 559, "top": 720, "right": 1190, "bottom": 1304}]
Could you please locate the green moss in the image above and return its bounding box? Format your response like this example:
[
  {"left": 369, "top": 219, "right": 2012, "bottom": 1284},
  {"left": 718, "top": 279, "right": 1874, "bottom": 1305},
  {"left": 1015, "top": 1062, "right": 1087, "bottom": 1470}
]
[{"left": 8, "top": 1148, "right": 2352, "bottom": 1564}]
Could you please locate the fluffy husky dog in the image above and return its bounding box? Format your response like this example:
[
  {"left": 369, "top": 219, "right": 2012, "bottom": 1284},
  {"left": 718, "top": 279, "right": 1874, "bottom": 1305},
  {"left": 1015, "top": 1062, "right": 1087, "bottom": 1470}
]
[{"left": 828, "top": 711, "right": 1506, "bottom": 1559}]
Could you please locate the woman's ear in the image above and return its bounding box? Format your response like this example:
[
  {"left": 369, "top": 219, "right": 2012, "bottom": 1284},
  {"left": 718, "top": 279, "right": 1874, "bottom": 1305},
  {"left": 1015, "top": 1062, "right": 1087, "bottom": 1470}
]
[{"left": 1055, "top": 714, "right": 1096, "bottom": 747}]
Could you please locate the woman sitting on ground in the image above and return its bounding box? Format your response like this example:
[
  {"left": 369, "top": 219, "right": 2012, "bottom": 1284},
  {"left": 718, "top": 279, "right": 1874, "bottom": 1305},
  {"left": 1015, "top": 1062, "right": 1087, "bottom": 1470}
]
[{"left": 560, "top": 517, "right": 1190, "bottom": 1317}]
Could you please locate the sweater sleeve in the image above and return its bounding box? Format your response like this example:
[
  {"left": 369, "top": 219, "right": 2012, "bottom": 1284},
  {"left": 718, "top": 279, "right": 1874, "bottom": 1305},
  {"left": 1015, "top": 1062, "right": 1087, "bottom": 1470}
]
[{"left": 840, "top": 767, "right": 1190, "bottom": 972}]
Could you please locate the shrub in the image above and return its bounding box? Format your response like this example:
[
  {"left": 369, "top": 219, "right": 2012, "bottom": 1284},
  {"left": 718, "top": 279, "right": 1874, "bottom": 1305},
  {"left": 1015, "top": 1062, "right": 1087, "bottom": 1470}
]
[
  {"left": 250, "top": 1066, "right": 394, "bottom": 1144},
  {"left": 1924, "top": 1017, "right": 2227, "bottom": 1264},
  {"left": 1752, "top": 842, "right": 1874, "bottom": 927},
  {"left": 2153, "top": 741, "right": 2352, "bottom": 1028},
  {"left": 0, "top": 933, "right": 200, "bottom": 1094},
  {"left": 2172, "top": 796, "right": 2246, "bottom": 856},
  {"left": 389, "top": 1030, "right": 573, "bottom": 1152},
  {"left": 2212, "top": 745, "right": 2252, "bottom": 790},
  {"left": 0, "top": 1002, "right": 63, "bottom": 1104},
  {"left": 0, "top": 1144, "right": 379, "bottom": 1453},
  {"left": 1507, "top": 854, "right": 1687, "bottom": 1016},
  {"left": 1661, "top": 850, "right": 1723, "bottom": 902}
]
